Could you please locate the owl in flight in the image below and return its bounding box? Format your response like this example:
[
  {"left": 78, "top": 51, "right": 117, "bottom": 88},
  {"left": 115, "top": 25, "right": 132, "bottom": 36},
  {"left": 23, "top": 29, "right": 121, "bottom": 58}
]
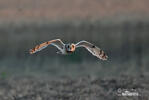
[{"left": 29, "top": 39, "right": 108, "bottom": 60}]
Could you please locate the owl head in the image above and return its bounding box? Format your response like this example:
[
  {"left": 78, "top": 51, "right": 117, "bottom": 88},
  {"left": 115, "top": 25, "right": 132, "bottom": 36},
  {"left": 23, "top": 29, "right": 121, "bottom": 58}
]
[{"left": 65, "top": 43, "right": 76, "bottom": 52}]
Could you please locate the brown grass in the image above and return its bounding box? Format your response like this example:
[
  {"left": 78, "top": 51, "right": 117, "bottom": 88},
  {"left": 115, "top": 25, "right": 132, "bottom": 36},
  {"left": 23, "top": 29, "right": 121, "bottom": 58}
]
[{"left": 0, "top": 0, "right": 149, "bottom": 20}]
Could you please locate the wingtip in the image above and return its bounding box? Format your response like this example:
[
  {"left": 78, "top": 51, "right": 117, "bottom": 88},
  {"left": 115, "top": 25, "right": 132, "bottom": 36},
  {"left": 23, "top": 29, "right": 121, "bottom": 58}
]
[
  {"left": 101, "top": 55, "right": 108, "bottom": 60},
  {"left": 103, "top": 55, "right": 108, "bottom": 60}
]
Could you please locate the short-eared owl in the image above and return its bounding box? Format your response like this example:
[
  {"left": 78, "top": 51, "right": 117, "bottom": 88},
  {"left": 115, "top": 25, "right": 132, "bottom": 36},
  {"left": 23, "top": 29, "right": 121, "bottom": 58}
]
[{"left": 29, "top": 39, "right": 108, "bottom": 60}]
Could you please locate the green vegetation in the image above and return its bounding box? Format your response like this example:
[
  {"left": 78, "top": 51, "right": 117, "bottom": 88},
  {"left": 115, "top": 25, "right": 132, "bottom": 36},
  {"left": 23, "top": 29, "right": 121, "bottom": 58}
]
[{"left": 0, "top": 19, "right": 148, "bottom": 77}]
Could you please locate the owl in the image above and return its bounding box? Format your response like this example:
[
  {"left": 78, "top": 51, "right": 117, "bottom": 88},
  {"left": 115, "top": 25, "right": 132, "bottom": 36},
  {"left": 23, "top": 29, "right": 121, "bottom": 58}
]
[{"left": 29, "top": 39, "right": 108, "bottom": 60}]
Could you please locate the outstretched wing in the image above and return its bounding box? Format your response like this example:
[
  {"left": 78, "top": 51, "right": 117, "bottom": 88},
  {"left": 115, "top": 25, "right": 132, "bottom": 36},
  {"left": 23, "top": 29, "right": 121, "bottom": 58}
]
[
  {"left": 75, "top": 40, "right": 108, "bottom": 60},
  {"left": 29, "top": 39, "right": 64, "bottom": 54}
]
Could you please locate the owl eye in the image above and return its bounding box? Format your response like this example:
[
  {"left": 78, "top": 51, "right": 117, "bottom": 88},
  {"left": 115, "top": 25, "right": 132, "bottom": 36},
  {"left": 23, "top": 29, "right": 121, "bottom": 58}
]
[{"left": 67, "top": 45, "right": 70, "bottom": 48}]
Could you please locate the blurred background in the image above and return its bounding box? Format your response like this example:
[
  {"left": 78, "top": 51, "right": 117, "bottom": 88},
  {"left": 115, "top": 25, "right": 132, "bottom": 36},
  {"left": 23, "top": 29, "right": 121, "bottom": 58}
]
[{"left": 0, "top": 0, "right": 149, "bottom": 78}]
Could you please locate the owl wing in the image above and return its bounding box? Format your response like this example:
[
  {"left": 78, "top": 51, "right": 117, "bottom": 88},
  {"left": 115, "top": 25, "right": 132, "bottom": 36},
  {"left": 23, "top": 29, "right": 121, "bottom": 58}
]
[
  {"left": 29, "top": 39, "right": 64, "bottom": 54},
  {"left": 75, "top": 40, "right": 108, "bottom": 60}
]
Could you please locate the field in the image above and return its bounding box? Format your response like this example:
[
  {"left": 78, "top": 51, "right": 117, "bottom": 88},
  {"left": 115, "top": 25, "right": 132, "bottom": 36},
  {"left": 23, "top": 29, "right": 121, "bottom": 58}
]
[
  {"left": 0, "top": 0, "right": 149, "bottom": 100},
  {"left": 0, "top": 0, "right": 149, "bottom": 20},
  {"left": 0, "top": 20, "right": 149, "bottom": 77},
  {"left": 0, "top": 75, "right": 149, "bottom": 100},
  {"left": 0, "top": 20, "right": 149, "bottom": 100}
]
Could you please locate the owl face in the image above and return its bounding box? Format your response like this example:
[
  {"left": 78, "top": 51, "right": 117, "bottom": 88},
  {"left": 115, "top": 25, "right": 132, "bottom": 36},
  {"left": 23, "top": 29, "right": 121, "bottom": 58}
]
[{"left": 65, "top": 43, "right": 75, "bottom": 52}]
